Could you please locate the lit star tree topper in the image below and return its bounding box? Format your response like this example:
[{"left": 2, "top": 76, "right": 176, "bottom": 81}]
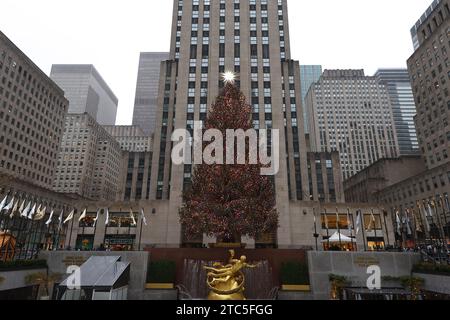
[{"left": 221, "top": 71, "right": 237, "bottom": 84}]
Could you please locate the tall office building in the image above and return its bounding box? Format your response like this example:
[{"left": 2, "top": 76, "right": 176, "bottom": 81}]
[
  {"left": 132, "top": 53, "right": 169, "bottom": 135},
  {"left": 407, "top": 0, "right": 450, "bottom": 171},
  {"left": 300, "top": 65, "right": 322, "bottom": 133},
  {"left": 103, "top": 125, "right": 153, "bottom": 201},
  {"left": 50, "top": 65, "right": 118, "bottom": 125},
  {"left": 149, "top": 0, "right": 314, "bottom": 247},
  {"left": 375, "top": 69, "right": 419, "bottom": 156},
  {"left": 0, "top": 31, "right": 73, "bottom": 259},
  {"left": 306, "top": 70, "right": 400, "bottom": 180},
  {"left": 53, "top": 113, "right": 123, "bottom": 201},
  {"left": 0, "top": 31, "right": 68, "bottom": 189},
  {"left": 410, "top": 0, "right": 443, "bottom": 50}
]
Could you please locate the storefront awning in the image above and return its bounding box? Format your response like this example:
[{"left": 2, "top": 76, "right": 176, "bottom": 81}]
[{"left": 322, "top": 232, "right": 355, "bottom": 243}]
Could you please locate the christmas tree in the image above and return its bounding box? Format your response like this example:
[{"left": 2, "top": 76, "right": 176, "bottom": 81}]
[{"left": 179, "top": 82, "right": 279, "bottom": 243}]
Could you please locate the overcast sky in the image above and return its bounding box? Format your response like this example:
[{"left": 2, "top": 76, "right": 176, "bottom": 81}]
[{"left": 0, "top": 0, "right": 432, "bottom": 125}]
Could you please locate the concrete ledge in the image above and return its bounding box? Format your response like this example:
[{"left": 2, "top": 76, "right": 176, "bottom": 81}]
[
  {"left": 143, "top": 289, "right": 178, "bottom": 300},
  {"left": 0, "top": 268, "right": 47, "bottom": 292},
  {"left": 278, "top": 291, "right": 314, "bottom": 300},
  {"left": 413, "top": 272, "right": 450, "bottom": 295}
]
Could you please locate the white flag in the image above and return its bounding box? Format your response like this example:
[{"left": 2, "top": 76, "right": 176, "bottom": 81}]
[
  {"left": 105, "top": 208, "right": 110, "bottom": 226},
  {"left": 58, "top": 209, "right": 64, "bottom": 229},
  {"left": 9, "top": 200, "right": 19, "bottom": 218},
  {"left": 427, "top": 202, "right": 433, "bottom": 217},
  {"left": 406, "top": 216, "right": 412, "bottom": 236},
  {"left": 63, "top": 209, "right": 74, "bottom": 224},
  {"left": 396, "top": 211, "right": 402, "bottom": 235},
  {"left": 21, "top": 201, "right": 31, "bottom": 218},
  {"left": 421, "top": 203, "right": 431, "bottom": 232},
  {"left": 355, "top": 211, "right": 361, "bottom": 235},
  {"left": 45, "top": 210, "right": 54, "bottom": 226},
  {"left": 27, "top": 203, "right": 37, "bottom": 219},
  {"left": 3, "top": 196, "right": 15, "bottom": 212},
  {"left": 0, "top": 195, "right": 7, "bottom": 211},
  {"left": 93, "top": 209, "right": 100, "bottom": 228},
  {"left": 34, "top": 206, "right": 46, "bottom": 221},
  {"left": 18, "top": 200, "right": 25, "bottom": 214},
  {"left": 346, "top": 209, "right": 352, "bottom": 234},
  {"left": 130, "top": 208, "right": 137, "bottom": 226},
  {"left": 141, "top": 208, "right": 148, "bottom": 226},
  {"left": 367, "top": 211, "right": 375, "bottom": 232},
  {"left": 78, "top": 208, "right": 87, "bottom": 222}
]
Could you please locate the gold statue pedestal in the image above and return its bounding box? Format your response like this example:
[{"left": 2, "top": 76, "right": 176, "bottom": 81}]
[
  {"left": 207, "top": 271, "right": 246, "bottom": 300},
  {"left": 204, "top": 250, "right": 258, "bottom": 300}
]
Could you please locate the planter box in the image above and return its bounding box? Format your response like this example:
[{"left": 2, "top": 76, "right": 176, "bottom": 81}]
[
  {"left": 146, "top": 283, "right": 174, "bottom": 290},
  {"left": 281, "top": 285, "right": 311, "bottom": 292}
]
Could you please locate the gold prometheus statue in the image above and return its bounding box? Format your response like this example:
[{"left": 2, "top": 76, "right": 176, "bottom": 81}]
[{"left": 204, "top": 250, "right": 258, "bottom": 300}]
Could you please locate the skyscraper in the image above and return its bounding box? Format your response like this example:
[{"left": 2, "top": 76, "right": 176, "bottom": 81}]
[
  {"left": 306, "top": 70, "right": 400, "bottom": 180},
  {"left": 132, "top": 52, "right": 169, "bottom": 135},
  {"left": 410, "top": 0, "right": 443, "bottom": 50},
  {"left": 408, "top": 0, "right": 450, "bottom": 170},
  {"left": 52, "top": 113, "right": 123, "bottom": 201},
  {"left": 375, "top": 69, "right": 419, "bottom": 156},
  {"left": 0, "top": 31, "right": 68, "bottom": 189},
  {"left": 50, "top": 65, "right": 118, "bottom": 125},
  {"left": 149, "top": 0, "right": 311, "bottom": 247},
  {"left": 300, "top": 65, "right": 322, "bottom": 133}
]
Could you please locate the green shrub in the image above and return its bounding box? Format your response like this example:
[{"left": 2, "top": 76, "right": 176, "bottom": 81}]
[
  {"left": 0, "top": 259, "right": 47, "bottom": 271},
  {"left": 413, "top": 263, "right": 450, "bottom": 276},
  {"left": 280, "top": 261, "right": 310, "bottom": 285},
  {"left": 147, "top": 260, "right": 176, "bottom": 283}
]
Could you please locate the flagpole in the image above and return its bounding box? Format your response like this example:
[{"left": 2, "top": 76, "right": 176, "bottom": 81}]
[
  {"left": 324, "top": 209, "right": 330, "bottom": 249},
  {"left": 420, "top": 201, "right": 432, "bottom": 245},
  {"left": 410, "top": 208, "right": 418, "bottom": 249},
  {"left": 433, "top": 200, "right": 445, "bottom": 244},
  {"left": 350, "top": 210, "right": 357, "bottom": 251},
  {"left": 313, "top": 207, "right": 319, "bottom": 251},
  {"left": 68, "top": 209, "right": 75, "bottom": 250},
  {"left": 22, "top": 197, "right": 37, "bottom": 260},
  {"left": 93, "top": 209, "right": 99, "bottom": 248},
  {"left": 16, "top": 196, "right": 29, "bottom": 260},
  {"left": 360, "top": 210, "right": 367, "bottom": 251},
  {"left": 138, "top": 214, "right": 144, "bottom": 251},
  {"left": 23, "top": 217, "right": 35, "bottom": 260},
  {"left": 103, "top": 208, "right": 108, "bottom": 249},
  {"left": 382, "top": 210, "right": 390, "bottom": 248},
  {"left": 429, "top": 201, "right": 444, "bottom": 247},
  {"left": 372, "top": 209, "right": 378, "bottom": 251},
  {"left": 416, "top": 202, "right": 425, "bottom": 245},
  {"left": 440, "top": 196, "right": 449, "bottom": 242},
  {"left": 336, "top": 207, "right": 342, "bottom": 250}
]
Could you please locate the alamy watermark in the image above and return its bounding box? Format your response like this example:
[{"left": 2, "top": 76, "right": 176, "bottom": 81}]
[
  {"left": 66, "top": 265, "right": 81, "bottom": 290},
  {"left": 171, "top": 121, "right": 280, "bottom": 176},
  {"left": 366, "top": 265, "right": 381, "bottom": 290}
]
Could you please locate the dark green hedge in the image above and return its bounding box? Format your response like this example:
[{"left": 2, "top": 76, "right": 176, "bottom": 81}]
[
  {"left": 413, "top": 262, "right": 450, "bottom": 276},
  {"left": 0, "top": 259, "right": 47, "bottom": 271},
  {"left": 280, "top": 261, "right": 310, "bottom": 285},
  {"left": 147, "top": 260, "right": 176, "bottom": 283}
]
